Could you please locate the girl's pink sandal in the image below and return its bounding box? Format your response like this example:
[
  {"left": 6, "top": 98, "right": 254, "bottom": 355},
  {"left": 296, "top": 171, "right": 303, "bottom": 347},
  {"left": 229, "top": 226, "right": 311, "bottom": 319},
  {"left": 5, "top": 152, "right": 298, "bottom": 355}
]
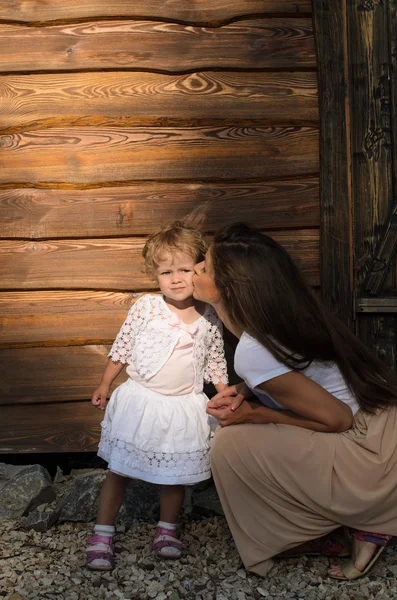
[
  {"left": 86, "top": 534, "right": 115, "bottom": 571},
  {"left": 153, "top": 526, "right": 183, "bottom": 559}
]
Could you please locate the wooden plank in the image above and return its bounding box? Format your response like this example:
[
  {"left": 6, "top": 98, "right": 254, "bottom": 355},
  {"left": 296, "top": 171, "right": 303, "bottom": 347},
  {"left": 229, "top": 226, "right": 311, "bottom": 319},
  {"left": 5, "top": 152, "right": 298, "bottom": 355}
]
[
  {"left": 364, "top": 207, "right": 397, "bottom": 295},
  {"left": 0, "top": 72, "right": 318, "bottom": 131},
  {"left": 356, "top": 297, "right": 397, "bottom": 314},
  {"left": 349, "top": 3, "right": 396, "bottom": 368},
  {"left": 0, "top": 1, "right": 312, "bottom": 24},
  {"left": 389, "top": 0, "right": 397, "bottom": 292},
  {"left": 0, "top": 402, "right": 103, "bottom": 453},
  {"left": 0, "top": 345, "right": 128, "bottom": 405},
  {"left": 0, "top": 178, "right": 320, "bottom": 239},
  {"left": 0, "top": 291, "right": 137, "bottom": 347},
  {"left": 0, "top": 230, "right": 320, "bottom": 290},
  {"left": 0, "top": 19, "right": 316, "bottom": 73},
  {"left": 0, "top": 126, "right": 319, "bottom": 184},
  {"left": 356, "top": 315, "right": 397, "bottom": 371},
  {"left": 312, "top": 0, "right": 353, "bottom": 328}
]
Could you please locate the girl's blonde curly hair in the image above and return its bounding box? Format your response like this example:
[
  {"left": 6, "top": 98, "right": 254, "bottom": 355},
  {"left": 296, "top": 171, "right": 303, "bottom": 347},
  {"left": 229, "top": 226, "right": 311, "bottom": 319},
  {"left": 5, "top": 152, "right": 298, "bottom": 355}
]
[{"left": 143, "top": 221, "right": 208, "bottom": 279}]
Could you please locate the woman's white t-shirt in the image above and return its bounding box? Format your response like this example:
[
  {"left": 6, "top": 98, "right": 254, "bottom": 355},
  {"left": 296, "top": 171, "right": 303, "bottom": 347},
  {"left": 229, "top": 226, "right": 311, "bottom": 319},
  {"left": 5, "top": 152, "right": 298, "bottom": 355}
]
[{"left": 234, "top": 332, "right": 360, "bottom": 415}]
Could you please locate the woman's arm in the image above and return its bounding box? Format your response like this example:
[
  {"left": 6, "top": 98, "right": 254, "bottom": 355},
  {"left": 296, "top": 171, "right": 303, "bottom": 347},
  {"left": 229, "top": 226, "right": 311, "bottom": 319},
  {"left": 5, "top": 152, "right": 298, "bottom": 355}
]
[{"left": 207, "top": 371, "right": 353, "bottom": 432}]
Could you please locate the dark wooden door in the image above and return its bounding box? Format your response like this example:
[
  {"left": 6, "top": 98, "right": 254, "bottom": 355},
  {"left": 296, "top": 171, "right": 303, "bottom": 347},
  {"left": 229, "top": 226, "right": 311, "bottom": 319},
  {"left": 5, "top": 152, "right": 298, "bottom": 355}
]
[{"left": 313, "top": 0, "right": 397, "bottom": 369}]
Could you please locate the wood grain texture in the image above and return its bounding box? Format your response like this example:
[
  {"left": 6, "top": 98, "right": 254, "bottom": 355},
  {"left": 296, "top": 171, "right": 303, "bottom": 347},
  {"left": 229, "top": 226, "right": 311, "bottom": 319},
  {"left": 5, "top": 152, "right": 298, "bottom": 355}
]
[
  {"left": 0, "top": 126, "right": 319, "bottom": 184},
  {"left": 0, "top": 401, "right": 103, "bottom": 453},
  {"left": 351, "top": 5, "right": 393, "bottom": 289},
  {"left": 0, "top": 72, "right": 318, "bottom": 131},
  {"left": 0, "top": 178, "right": 320, "bottom": 239},
  {"left": 0, "top": 19, "right": 316, "bottom": 73},
  {"left": 349, "top": 3, "right": 396, "bottom": 369},
  {"left": 0, "top": 291, "right": 137, "bottom": 347},
  {"left": 0, "top": 345, "right": 128, "bottom": 405},
  {"left": 0, "top": 230, "right": 319, "bottom": 290},
  {"left": 312, "top": 0, "right": 353, "bottom": 328},
  {"left": 0, "top": 1, "right": 312, "bottom": 24},
  {"left": 390, "top": 0, "right": 397, "bottom": 295}
]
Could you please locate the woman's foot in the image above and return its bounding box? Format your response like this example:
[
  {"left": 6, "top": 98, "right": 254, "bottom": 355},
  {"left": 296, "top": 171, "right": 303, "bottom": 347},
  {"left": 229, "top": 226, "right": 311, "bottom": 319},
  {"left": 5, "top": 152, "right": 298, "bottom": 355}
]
[
  {"left": 328, "top": 537, "right": 389, "bottom": 580},
  {"left": 279, "top": 528, "right": 350, "bottom": 559},
  {"left": 86, "top": 534, "right": 115, "bottom": 571},
  {"left": 153, "top": 526, "right": 183, "bottom": 559}
]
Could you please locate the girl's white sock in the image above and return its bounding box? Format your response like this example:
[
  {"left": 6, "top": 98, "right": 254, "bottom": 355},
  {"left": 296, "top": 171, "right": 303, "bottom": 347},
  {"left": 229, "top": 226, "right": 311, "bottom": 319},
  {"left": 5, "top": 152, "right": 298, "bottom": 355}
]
[
  {"left": 157, "top": 520, "right": 176, "bottom": 531},
  {"left": 94, "top": 524, "right": 116, "bottom": 536}
]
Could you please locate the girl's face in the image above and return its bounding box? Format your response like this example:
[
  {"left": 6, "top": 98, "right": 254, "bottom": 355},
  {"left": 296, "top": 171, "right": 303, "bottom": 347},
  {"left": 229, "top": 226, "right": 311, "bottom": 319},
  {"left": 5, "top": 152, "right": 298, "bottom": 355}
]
[
  {"left": 155, "top": 251, "right": 196, "bottom": 303},
  {"left": 193, "top": 247, "right": 222, "bottom": 305}
]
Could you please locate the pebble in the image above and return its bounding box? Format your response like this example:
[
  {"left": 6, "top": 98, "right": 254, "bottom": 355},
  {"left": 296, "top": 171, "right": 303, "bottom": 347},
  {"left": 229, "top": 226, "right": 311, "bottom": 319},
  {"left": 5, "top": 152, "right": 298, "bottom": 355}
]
[{"left": 1, "top": 518, "right": 397, "bottom": 600}]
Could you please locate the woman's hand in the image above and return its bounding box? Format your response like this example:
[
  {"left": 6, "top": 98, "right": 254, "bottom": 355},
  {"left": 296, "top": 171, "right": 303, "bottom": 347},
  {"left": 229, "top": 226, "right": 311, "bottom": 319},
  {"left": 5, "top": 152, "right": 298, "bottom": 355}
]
[
  {"left": 206, "top": 398, "right": 265, "bottom": 427},
  {"left": 91, "top": 383, "right": 110, "bottom": 411},
  {"left": 207, "top": 381, "right": 252, "bottom": 411}
]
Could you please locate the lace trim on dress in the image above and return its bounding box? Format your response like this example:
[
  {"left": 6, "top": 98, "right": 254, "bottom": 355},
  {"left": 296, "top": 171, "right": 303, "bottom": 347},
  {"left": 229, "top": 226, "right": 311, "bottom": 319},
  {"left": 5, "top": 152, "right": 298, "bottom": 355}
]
[{"left": 98, "top": 433, "right": 210, "bottom": 477}]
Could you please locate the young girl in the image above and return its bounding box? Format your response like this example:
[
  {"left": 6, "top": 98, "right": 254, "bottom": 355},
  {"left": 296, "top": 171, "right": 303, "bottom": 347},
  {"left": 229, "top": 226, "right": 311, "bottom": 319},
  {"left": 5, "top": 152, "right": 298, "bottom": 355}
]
[
  {"left": 86, "top": 222, "right": 228, "bottom": 571},
  {"left": 193, "top": 222, "right": 397, "bottom": 581}
]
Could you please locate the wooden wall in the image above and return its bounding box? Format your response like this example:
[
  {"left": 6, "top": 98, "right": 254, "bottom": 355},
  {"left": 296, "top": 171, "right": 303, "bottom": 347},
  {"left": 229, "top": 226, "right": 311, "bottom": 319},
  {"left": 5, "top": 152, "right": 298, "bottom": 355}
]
[{"left": 0, "top": 1, "right": 319, "bottom": 453}]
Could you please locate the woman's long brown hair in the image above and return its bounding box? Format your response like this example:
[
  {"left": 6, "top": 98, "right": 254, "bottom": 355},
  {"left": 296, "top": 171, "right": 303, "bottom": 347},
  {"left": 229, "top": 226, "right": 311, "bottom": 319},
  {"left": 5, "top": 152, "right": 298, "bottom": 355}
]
[{"left": 211, "top": 223, "right": 397, "bottom": 412}]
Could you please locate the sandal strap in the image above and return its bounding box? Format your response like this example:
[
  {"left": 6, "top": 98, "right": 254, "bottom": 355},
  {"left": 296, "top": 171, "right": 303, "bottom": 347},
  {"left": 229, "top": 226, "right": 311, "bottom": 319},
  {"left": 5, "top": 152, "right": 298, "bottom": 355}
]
[
  {"left": 155, "top": 527, "right": 178, "bottom": 538},
  {"left": 87, "top": 534, "right": 113, "bottom": 546},
  {"left": 86, "top": 549, "right": 114, "bottom": 562},
  {"left": 154, "top": 536, "right": 183, "bottom": 550},
  {"left": 153, "top": 527, "right": 183, "bottom": 556}
]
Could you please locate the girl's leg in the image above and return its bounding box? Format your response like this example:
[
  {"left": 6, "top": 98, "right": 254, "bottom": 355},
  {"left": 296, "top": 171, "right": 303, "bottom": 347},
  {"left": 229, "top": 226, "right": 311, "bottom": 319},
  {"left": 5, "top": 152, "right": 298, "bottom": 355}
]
[
  {"left": 86, "top": 471, "right": 130, "bottom": 571},
  {"left": 96, "top": 470, "right": 130, "bottom": 524},
  {"left": 153, "top": 485, "right": 185, "bottom": 558},
  {"left": 159, "top": 484, "right": 185, "bottom": 523}
]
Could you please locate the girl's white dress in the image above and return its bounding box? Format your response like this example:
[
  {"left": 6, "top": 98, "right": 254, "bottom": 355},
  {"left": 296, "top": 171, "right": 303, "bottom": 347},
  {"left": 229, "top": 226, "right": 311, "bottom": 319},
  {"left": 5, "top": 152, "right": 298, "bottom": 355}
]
[{"left": 98, "top": 294, "right": 228, "bottom": 485}]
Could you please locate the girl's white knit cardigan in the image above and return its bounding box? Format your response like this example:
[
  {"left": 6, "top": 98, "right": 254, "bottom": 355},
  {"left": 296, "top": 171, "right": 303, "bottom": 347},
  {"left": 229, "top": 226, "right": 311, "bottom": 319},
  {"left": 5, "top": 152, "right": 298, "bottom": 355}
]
[{"left": 108, "top": 294, "right": 228, "bottom": 392}]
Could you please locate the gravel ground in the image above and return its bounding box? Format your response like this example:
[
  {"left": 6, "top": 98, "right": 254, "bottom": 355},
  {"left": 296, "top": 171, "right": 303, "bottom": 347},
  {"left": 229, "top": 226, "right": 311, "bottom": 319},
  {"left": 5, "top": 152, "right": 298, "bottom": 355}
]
[{"left": 1, "top": 516, "right": 397, "bottom": 600}]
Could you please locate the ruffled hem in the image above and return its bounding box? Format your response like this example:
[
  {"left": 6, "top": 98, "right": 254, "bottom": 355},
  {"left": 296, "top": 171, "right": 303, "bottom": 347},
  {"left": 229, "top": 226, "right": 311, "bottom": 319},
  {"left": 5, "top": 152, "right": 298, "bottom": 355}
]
[
  {"left": 98, "top": 435, "right": 211, "bottom": 484},
  {"left": 102, "top": 457, "right": 211, "bottom": 485}
]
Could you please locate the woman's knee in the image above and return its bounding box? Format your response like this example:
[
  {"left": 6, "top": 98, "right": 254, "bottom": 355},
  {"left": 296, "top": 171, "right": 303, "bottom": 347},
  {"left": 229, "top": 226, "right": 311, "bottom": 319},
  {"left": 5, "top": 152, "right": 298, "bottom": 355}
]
[{"left": 210, "top": 426, "right": 243, "bottom": 469}]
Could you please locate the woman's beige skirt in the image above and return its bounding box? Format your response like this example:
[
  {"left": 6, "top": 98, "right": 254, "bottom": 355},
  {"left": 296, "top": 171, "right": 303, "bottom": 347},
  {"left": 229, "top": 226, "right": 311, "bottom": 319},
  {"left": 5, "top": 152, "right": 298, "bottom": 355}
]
[{"left": 210, "top": 406, "right": 397, "bottom": 576}]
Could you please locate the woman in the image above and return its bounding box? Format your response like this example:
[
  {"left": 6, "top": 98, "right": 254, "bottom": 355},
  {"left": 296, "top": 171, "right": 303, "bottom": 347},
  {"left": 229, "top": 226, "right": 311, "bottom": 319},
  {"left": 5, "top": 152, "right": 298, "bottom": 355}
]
[{"left": 192, "top": 222, "right": 397, "bottom": 580}]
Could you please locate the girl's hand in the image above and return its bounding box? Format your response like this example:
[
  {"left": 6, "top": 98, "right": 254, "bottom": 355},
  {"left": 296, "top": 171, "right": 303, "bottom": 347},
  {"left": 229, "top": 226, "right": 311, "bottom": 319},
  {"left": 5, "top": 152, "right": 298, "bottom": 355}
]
[
  {"left": 91, "top": 384, "right": 110, "bottom": 411},
  {"left": 207, "top": 381, "right": 252, "bottom": 412}
]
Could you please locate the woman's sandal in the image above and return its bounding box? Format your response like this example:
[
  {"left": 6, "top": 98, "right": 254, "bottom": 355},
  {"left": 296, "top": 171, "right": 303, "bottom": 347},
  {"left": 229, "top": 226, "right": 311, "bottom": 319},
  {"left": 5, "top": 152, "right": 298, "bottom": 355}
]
[
  {"left": 153, "top": 526, "right": 183, "bottom": 559},
  {"left": 328, "top": 543, "right": 388, "bottom": 581},
  {"left": 278, "top": 528, "right": 350, "bottom": 559},
  {"left": 86, "top": 534, "right": 115, "bottom": 571}
]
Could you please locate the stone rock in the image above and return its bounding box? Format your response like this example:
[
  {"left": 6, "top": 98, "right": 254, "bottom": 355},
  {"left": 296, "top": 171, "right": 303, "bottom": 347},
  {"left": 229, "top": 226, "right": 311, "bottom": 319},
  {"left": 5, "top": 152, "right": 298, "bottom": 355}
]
[
  {"left": 118, "top": 479, "right": 159, "bottom": 525},
  {"left": 0, "top": 463, "right": 224, "bottom": 529},
  {"left": 58, "top": 469, "right": 106, "bottom": 522},
  {"left": 192, "top": 482, "right": 224, "bottom": 516},
  {"left": 23, "top": 502, "right": 60, "bottom": 532},
  {"left": 0, "top": 463, "right": 55, "bottom": 519}
]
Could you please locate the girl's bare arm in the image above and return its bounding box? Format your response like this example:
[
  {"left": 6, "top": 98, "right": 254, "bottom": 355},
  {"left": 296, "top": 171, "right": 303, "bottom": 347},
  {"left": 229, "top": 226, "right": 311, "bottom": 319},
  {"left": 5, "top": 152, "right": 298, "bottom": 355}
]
[{"left": 92, "top": 359, "right": 125, "bottom": 410}]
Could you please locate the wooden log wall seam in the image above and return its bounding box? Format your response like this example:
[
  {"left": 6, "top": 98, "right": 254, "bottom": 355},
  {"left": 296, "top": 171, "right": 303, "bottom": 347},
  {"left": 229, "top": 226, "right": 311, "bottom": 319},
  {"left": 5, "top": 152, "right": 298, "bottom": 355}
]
[
  {"left": 0, "top": 72, "right": 319, "bottom": 131},
  {"left": 0, "top": 1, "right": 312, "bottom": 24},
  {"left": 0, "top": 179, "right": 320, "bottom": 239},
  {"left": 0, "top": 0, "right": 320, "bottom": 452},
  {"left": 0, "top": 19, "right": 316, "bottom": 73},
  {"left": 0, "top": 402, "right": 104, "bottom": 453},
  {"left": 0, "top": 231, "right": 319, "bottom": 291}
]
